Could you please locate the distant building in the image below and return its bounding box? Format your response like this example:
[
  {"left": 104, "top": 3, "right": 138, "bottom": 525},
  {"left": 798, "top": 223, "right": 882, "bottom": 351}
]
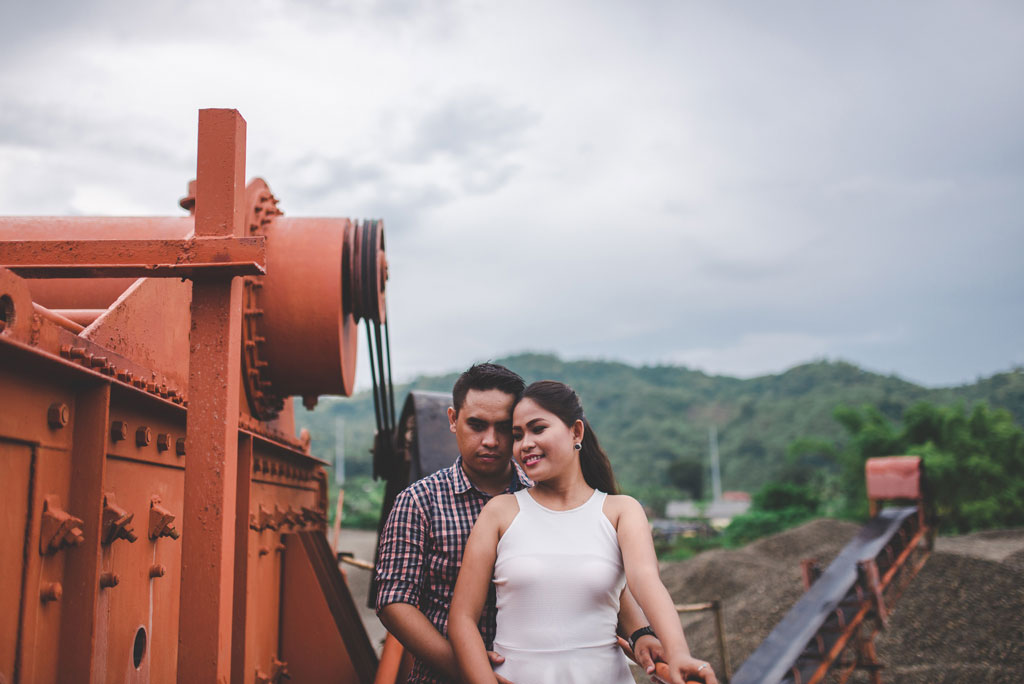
[
  {"left": 665, "top": 497, "right": 752, "bottom": 530},
  {"left": 650, "top": 519, "right": 713, "bottom": 543}
]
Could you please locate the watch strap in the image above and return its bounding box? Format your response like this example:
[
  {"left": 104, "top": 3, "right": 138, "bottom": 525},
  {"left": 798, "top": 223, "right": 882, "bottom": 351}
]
[{"left": 628, "top": 625, "right": 656, "bottom": 651}]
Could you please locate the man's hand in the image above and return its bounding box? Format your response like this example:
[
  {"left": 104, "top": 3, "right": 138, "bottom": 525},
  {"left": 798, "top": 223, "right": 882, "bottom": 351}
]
[
  {"left": 617, "top": 633, "right": 666, "bottom": 675},
  {"left": 487, "top": 650, "right": 515, "bottom": 684}
]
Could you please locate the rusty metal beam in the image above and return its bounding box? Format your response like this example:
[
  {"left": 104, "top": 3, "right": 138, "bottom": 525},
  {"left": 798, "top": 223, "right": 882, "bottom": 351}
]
[
  {"left": 57, "top": 382, "right": 110, "bottom": 683},
  {"left": 177, "top": 108, "right": 247, "bottom": 684},
  {"left": 231, "top": 434, "right": 253, "bottom": 684},
  {"left": 1, "top": 236, "right": 265, "bottom": 278}
]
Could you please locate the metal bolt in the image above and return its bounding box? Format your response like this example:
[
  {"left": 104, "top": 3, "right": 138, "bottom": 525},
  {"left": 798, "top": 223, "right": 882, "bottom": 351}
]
[
  {"left": 69, "top": 347, "right": 87, "bottom": 360},
  {"left": 90, "top": 356, "right": 108, "bottom": 369},
  {"left": 111, "top": 421, "right": 128, "bottom": 442},
  {"left": 40, "top": 582, "right": 63, "bottom": 602},
  {"left": 99, "top": 572, "right": 120, "bottom": 589},
  {"left": 48, "top": 403, "right": 69, "bottom": 429},
  {"left": 156, "top": 433, "right": 170, "bottom": 452},
  {"left": 175, "top": 438, "right": 186, "bottom": 457},
  {"left": 149, "top": 564, "right": 166, "bottom": 579},
  {"left": 136, "top": 426, "right": 152, "bottom": 447}
]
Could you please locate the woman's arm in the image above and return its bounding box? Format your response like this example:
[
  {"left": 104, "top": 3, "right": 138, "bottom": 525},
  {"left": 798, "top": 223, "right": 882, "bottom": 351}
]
[
  {"left": 614, "top": 496, "right": 718, "bottom": 684},
  {"left": 449, "top": 499, "right": 505, "bottom": 684}
]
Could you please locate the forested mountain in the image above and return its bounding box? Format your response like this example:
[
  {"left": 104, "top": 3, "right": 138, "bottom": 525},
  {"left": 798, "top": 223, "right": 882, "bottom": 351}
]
[{"left": 295, "top": 353, "right": 1024, "bottom": 501}]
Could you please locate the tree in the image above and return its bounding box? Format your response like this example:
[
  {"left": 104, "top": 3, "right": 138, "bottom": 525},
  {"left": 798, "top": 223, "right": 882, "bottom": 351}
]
[
  {"left": 667, "top": 457, "right": 705, "bottom": 499},
  {"left": 833, "top": 401, "right": 1024, "bottom": 532}
]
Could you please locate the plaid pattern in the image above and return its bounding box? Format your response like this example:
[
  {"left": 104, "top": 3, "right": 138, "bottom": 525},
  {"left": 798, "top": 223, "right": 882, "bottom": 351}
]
[{"left": 376, "top": 456, "right": 531, "bottom": 684}]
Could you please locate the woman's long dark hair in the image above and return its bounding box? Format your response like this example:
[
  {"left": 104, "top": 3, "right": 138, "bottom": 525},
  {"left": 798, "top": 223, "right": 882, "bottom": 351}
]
[{"left": 519, "top": 380, "right": 619, "bottom": 495}]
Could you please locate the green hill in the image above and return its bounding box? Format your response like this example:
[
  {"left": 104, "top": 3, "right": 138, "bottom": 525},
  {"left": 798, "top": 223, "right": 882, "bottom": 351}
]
[{"left": 296, "top": 353, "right": 1024, "bottom": 503}]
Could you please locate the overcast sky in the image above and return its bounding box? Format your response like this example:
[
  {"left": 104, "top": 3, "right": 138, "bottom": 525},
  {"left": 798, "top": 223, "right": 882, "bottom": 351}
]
[{"left": 2, "top": 0, "right": 1021, "bottom": 387}]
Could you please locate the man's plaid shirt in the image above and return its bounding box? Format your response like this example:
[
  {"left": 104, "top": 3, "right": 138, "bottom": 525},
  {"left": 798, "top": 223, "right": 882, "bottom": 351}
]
[{"left": 375, "top": 456, "right": 531, "bottom": 684}]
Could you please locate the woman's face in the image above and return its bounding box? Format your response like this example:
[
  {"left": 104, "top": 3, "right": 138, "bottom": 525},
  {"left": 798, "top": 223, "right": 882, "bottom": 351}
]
[{"left": 511, "top": 398, "right": 582, "bottom": 482}]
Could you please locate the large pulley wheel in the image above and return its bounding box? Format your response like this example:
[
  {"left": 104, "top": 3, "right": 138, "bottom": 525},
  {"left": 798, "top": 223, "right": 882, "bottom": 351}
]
[{"left": 350, "top": 219, "right": 387, "bottom": 324}]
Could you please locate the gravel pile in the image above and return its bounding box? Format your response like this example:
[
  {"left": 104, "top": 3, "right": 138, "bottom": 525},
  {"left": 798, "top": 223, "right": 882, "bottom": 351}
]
[{"left": 639, "top": 520, "right": 1024, "bottom": 683}]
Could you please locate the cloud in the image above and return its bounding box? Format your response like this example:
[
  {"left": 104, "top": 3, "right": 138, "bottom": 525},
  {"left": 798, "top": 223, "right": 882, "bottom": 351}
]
[{"left": 1, "top": 0, "right": 1022, "bottom": 388}]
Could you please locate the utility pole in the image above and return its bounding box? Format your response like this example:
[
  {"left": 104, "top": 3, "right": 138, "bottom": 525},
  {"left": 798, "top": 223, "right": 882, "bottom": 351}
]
[{"left": 709, "top": 425, "right": 723, "bottom": 502}]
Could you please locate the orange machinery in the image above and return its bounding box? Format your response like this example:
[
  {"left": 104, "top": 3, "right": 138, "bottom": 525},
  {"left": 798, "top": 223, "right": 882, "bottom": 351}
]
[
  {"left": 727, "top": 456, "right": 934, "bottom": 684},
  {"left": 0, "top": 109, "right": 386, "bottom": 683}
]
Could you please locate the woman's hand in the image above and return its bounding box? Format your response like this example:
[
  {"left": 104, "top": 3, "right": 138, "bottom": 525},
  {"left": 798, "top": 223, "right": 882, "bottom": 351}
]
[{"left": 652, "top": 654, "right": 717, "bottom": 684}]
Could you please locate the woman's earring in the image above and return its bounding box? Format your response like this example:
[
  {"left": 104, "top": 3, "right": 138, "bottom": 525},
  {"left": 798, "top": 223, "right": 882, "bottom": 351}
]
[{"left": 573, "top": 443, "right": 582, "bottom": 451}]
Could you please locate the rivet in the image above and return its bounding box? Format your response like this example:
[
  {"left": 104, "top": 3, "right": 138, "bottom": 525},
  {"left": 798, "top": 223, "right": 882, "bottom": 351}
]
[
  {"left": 40, "top": 582, "right": 63, "bottom": 602},
  {"left": 69, "top": 347, "right": 87, "bottom": 360},
  {"left": 156, "top": 433, "right": 170, "bottom": 452},
  {"left": 90, "top": 356, "right": 108, "bottom": 369},
  {"left": 111, "top": 421, "right": 128, "bottom": 442},
  {"left": 136, "top": 426, "right": 152, "bottom": 447},
  {"left": 48, "top": 403, "right": 69, "bottom": 429},
  {"left": 149, "top": 564, "right": 166, "bottom": 579},
  {"left": 99, "top": 572, "right": 119, "bottom": 589},
  {"left": 175, "top": 438, "right": 186, "bottom": 457}
]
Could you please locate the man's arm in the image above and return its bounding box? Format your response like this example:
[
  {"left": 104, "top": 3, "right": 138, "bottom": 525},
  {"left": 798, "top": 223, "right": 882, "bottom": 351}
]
[
  {"left": 379, "top": 603, "right": 461, "bottom": 681},
  {"left": 617, "top": 584, "right": 665, "bottom": 674},
  {"left": 375, "top": 490, "right": 461, "bottom": 680}
]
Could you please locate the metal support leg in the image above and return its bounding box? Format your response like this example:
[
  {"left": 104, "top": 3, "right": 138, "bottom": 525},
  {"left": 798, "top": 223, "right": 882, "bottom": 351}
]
[{"left": 178, "top": 108, "right": 247, "bottom": 683}]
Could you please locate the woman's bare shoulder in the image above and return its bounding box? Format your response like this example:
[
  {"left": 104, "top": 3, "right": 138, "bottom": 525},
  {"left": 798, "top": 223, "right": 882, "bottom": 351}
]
[
  {"left": 478, "top": 492, "right": 521, "bottom": 528},
  {"left": 604, "top": 493, "right": 643, "bottom": 512},
  {"left": 602, "top": 493, "right": 646, "bottom": 526}
]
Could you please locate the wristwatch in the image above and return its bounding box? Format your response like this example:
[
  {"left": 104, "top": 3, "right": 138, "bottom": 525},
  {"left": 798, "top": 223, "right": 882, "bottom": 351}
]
[{"left": 628, "top": 626, "right": 656, "bottom": 651}]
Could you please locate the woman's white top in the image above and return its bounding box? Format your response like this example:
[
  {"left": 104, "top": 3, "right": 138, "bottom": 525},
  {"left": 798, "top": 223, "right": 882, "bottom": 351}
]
[{"left": 491, "top": 488, "right": 634, "bottom": 683}]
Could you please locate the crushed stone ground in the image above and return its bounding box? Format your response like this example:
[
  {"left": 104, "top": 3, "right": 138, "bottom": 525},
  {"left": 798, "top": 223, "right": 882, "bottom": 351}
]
[{"left": 630, "top": 521, "right": 1024, "bottom": 683}]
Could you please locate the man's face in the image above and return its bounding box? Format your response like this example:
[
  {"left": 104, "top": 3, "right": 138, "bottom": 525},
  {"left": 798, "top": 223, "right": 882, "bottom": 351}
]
[{"left": 448, "top": 388, "right": 516, "bottom": 487}]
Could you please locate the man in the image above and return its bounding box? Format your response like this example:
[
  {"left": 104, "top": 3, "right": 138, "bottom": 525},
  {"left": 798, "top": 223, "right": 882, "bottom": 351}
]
[{"left": 375, "top": 363, "right": 663, "bottom": 683}]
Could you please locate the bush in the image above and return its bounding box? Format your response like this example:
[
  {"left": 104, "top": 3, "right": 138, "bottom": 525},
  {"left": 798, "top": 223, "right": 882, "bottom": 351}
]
[
  {"left": 328, "top": 476, "right": 385, "bottom": 529},
  {"left": 723, "top": 507, "right": 816, "bottom": 546},
  {"left": 753, "top": 481, "right": 820, "bottom": 513}
]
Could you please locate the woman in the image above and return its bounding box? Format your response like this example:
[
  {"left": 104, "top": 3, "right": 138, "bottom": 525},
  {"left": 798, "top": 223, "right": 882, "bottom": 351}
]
[{"left": 449, "top": 381, "right": 716, "bottom": 684}]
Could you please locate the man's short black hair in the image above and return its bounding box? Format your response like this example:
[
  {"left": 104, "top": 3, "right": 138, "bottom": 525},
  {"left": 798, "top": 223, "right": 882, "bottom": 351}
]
[{"left": 452, "top": 363, "right": 525, "bottom": 415}]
